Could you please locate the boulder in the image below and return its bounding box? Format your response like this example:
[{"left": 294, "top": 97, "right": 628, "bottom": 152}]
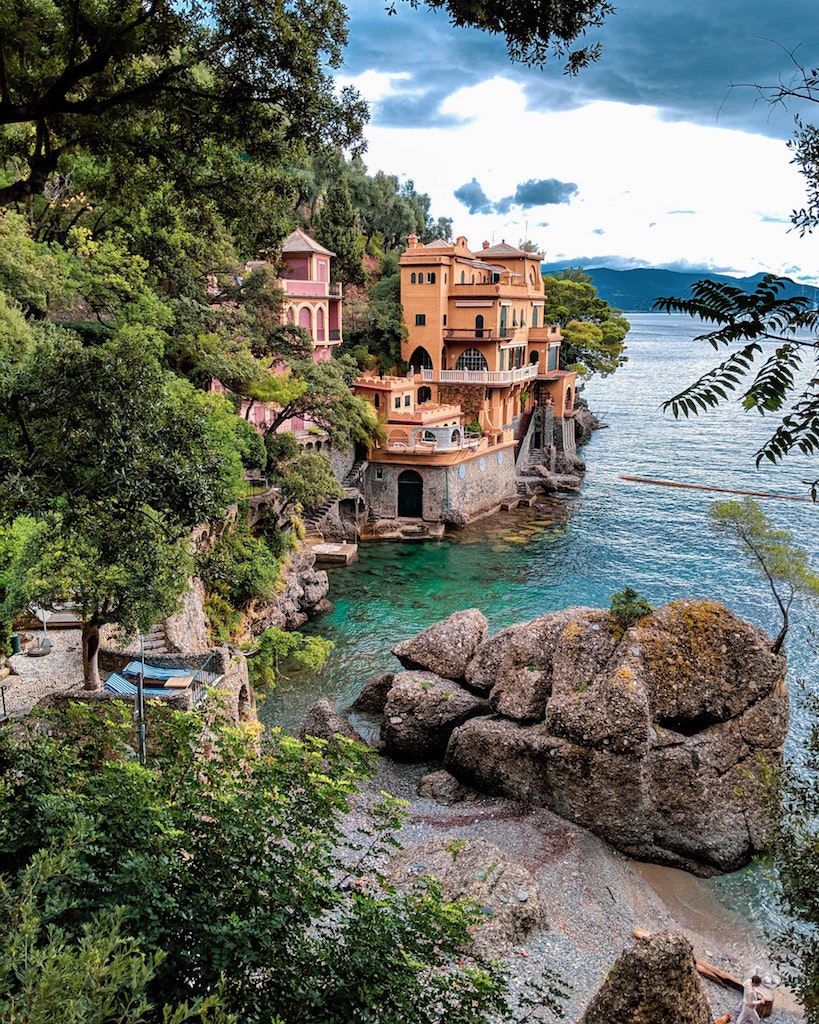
[
  {"left": 392, "top": 609, "right": 488, "bottom": 682},
  {"left": 299, "top": 698, "right": 363, "bottom": 746},
  {"left": 440, "top": 599, "right": 789, "bottom": 874},
  {"left": 577, "top": 931, "right": 712, "bottom": 1024},
  {"left": 390, "top": 837, "right": 542, "bottom": 957},
  {"left": 349, "top": 672, "right": 395, "bottom": 713},
  {"left": 380, "top": 671, "right": 490, "bottom": 760},
  {"left": 416, "top": 769, "right": 468, "bottom": 805}
]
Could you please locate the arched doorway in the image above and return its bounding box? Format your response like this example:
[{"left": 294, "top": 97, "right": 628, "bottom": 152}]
[
  {"left": 397, "top": 469, "right": 423, "bottom": 518},
  {"left": 417, "top": 385, "right": 432, "bottom": 404}
]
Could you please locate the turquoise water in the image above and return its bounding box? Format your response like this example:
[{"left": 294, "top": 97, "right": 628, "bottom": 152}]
[
  {"left": 262, "top": 313, "right": 819, "bottom": 750},
  {"left": 259, "top": 311, "right": 819, "bottom": 936}
]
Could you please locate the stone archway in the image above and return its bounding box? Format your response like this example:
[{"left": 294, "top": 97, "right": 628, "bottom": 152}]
[{"left": 397, "top": 469, "right": 423, "bottom": 518}]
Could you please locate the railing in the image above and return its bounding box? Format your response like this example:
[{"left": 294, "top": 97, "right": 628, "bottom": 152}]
[
  {"left": 422, "top": 364, "right": 539, "bottom": 386},
  {"left": 328, "top": 283, "right": 342, "bottom": 296},
  {"left": 189, "top": 653, "right": 224, "bottom": 705},
  {"left": 239, "top": 477, "right": 271, "bottom": 497},
  {"left": 328, "top": 329, "right": 341, "bottom": 341}
]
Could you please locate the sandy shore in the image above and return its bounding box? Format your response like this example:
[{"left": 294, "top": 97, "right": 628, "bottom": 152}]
[{"left": 359, "top": 756, "right": 803, "bottom": 1023}]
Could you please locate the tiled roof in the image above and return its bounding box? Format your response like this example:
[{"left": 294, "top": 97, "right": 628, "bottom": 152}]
[
  {"left": 424, "top": 238, "right": 452, "bottom": 249},
  {"left": 481, "top": 241, "right": 541, "bottom": 258},
  {"left": 282, "top": 228, "right": 335, "bottom": 257}
]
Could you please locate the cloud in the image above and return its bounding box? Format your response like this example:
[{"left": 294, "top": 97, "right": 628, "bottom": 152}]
[
  {"left": 456, "top": 177, "right": 577, "bottom": 215},
  {"left": 593, "top": 228, "right": 606, "bottom": 235},
  {"left": 668, "top": 209, "right": 696, "bottom": 215},
  {"left": 453, "top": 178, "right": 495, "bottom": 215}
]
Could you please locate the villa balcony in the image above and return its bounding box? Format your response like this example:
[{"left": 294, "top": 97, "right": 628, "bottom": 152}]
[
  {"left": 421, "top": 363, "right": 539, "bottom": 386},
  {"left": 382, "top": 425, "right": 484, "bottom": 456}
]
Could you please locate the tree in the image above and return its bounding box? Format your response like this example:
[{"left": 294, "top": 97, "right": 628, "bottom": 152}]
[
  {"left": 0, "top": 0, "right": 366, "bottom": 207},
  {"left": 708, "top": 497, "right": 819, "bottom": 654},
  {"left": 655, "top": 277, "right": 819, "bottom": 495},
  {"left": 542, "top": 269, "right": 629, "bottom": 376},
  {"left": 0, "top": 334, "right": 244, "bottom": 687},
  {"left": 0, "top": 700, "right": 566, "bottom": 1024},
  {"left": 390, "top": 0, "right": 615, "bottom": 71},
  {"left": 262, "top": 355, "right": 381, "bottom": 452},
  {"left": 315, "top": 177, "right": 367, "bottom": 286}
]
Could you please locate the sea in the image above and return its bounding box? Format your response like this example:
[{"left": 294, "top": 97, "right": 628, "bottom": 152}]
[{"left": 259, "top": 311, "right": 819, "bottom": 934}]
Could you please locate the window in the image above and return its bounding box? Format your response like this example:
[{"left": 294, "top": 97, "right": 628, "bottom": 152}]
[
  {"left": 410, "top": 272, "right": 416, "bottom": 284},
  {"left": 444, "top": 273, "right": 447, "bottom": 283},
  {"left": 475, "top": 314, "right": 484, "bottom": 339},
  {"left": 374, "top": 393, "right": 380, "bottom": 409},
  {"left": 532, "top": 307, "right": 538, "bottom": 328},
  {"left": 443, "top": 314, "right": 447, "bottom": 326},
  {"left": 394, "top": 396, "right": 401, "bottom": 409},
  {"left": 404, "top": 394, "right": 411, "bottom": 407},
  {"left": 376, "top": 466, "right": 383, "bottom": 479},
  {"left": 455, "top": 348, "right": 489, "bottom": 371},
  {"left": 461, "top": 270, "right": 465, "bottom": 283},
  {"left": 415, "top": 314, "right": 426, "bottom": 326},
  {"left": 520, "top": 309, "right": 525, "bottom": 326},
  {"left": 471, "top": 274, "right": 475, "bottom": 283},
  {"left": 426, "top": 272, "right": 436, "bottom": 284},
  {"left": 512, "top": 311, "right": 518, "bottom": 327},
  {"left": 499, "top": 350, "right": 505, "bottom": 371}
]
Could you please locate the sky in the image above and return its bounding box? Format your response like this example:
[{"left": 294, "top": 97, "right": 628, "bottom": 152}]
[{"left": 337, "top": 0, "right": 819, "bottom": 284}]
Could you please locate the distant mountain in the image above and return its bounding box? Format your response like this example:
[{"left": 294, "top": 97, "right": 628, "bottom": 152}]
[{"left": 539, "top": 264, "right": 819, "bottom": 313}]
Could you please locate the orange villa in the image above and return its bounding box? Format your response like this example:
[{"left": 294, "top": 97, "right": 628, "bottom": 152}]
[{"left": 351, "top": 235, "right": 578, "bottom": 537}]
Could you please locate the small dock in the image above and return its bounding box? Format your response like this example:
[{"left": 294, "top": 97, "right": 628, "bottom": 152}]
[{"left": 310, "top": 541, "right": 359, "bottom": 565}]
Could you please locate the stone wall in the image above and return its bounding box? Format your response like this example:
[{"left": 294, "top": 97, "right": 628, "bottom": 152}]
[{"left": 359, "top": 447, "right": 518, "bottom": 524}]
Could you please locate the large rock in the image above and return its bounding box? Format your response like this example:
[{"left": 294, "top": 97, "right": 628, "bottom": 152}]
[
  {"left": 349, "top": 672, "right": 395, "bottom": 714},
  {"left": 438, "top": 599, "right": 788, "bottom": 874},
  {"left": 251, "top": 548, "right": 330, "bottom": 632},
  {"left": 578, "top": 931, "right": 713, "bottom": 1024},
  {"left": 380, "top": 671, "right": 490, "bottom": 760},
  {"left": 390, "top": 837, "right": 542, "bottom": 957},
  {"left": 392, "top": 609, "right": 488, "bottom": 682},
  {"left": 300, "top": 698, "right": 363, "bottom": 746}
]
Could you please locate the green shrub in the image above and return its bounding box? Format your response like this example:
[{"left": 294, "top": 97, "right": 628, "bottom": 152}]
[{"left": 609, "top": 587, "right": 653, "bottom": 629}]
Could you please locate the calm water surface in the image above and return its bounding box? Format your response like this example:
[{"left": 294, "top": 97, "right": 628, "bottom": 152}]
[{"left": 260, "top": 312, "right": 819, "bottom": 930}]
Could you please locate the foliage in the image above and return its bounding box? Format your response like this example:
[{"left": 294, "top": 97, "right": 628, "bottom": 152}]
[
  {"left": 315, "top": 176, "right": 367, "bottom": 286},
  {"left": 389, "top": 0, "right": 614, "bottom": 71},
  {"left": 0, "top": 0, "right": 366, "bottom": 207},
  {"left": 708, "top": 498, "right": 819, "bottom": 654},
  {"left": 0, "top": 844, "right": 234, "bottom": 1024},
  {"left": 247, "top": 626, "right": 334, "bottom": 687},
  {"left": 197, "top": 510, "right": 283, "bottom": 641},
  {"left": 262, "top": 355, "right": 380, "bottom": 453},
  {"left": 277, "top": 451, "right": 344, "bottom": 519},
  {"left": 0, "top": 333, "right": 245, "bottom": 685},
  {"left": 609, "top": 587, "right": 653, "bottom": 629},
  {"left": 655, "top": 276, "right": 819, "bottom": 495},
  {"left": 344, "top": 261, "right": 407, "bottom": 371},
  {"left": 0, "top": 700, "right": 566, "bottom": 1024},
  {"left": 542, "top": 269, "right": 629, "bottom": 377}
]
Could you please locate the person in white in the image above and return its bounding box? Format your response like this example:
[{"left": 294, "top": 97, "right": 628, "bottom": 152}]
[{"left": 736, "top": 973, "right": 765, "bottom": 1023}]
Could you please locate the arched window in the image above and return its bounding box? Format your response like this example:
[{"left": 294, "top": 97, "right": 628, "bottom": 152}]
[
  {"left": 529, "top": 350, "right": 539, "bottom": 365},
  {"left": 287, "top": 306, "right": 295, "bottom": 323},
  {"left": 532, "top": 307, "right": 539, "bottom": 328},
  {"left": 461, "top": 270, "right": 465, "bottom": 283},
  {"left": 298, "top": 307, "right": 312, "bottom": 332},
  {"left": 471, "top": 274, "right": 475, "bottom": 283},
  {"left": 475, "top": 314, "right": 484, "bottom": 339},
  {"left": 512, "top": 311, "right": 518, "bottom": 327},
  {"left": 316, "top": 307, "right": 325, "bottom": 342},
  {"left": 410, "top": 272, "right": 416, "bottom": 284},
  {"left": 374, "top": 393, "right": 380, "bottom": 409},
  {"left": 417, "top": 385, "right": 432, "bottom": 404},
  {"left": 520, "top": 308, "right": 525, "bottom": 326},
  {"left": 500, "top": 306, "right": 508, "bottom": 339},
  {"left": 408, "top": 346, "right": 433, "bottom": 370},
  {"left": 426, "top": 272, "right": 436, "bottom": 284},
  {"left": 455, "top": 348, "right": 489, "bottom": 371}
]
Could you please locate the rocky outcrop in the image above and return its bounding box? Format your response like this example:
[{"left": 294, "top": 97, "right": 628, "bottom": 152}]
[
  {"left": 349, "top": 672, "right": 395, "bottom": 713},
  {"left": 363, "top": 600, "right": 788, "bottom": 874},
  {"left": 392, "top": 609, "right": 488, "bottom": 682},
  {"left": 416, "top": 769, "right": 469, "bottom": 805},
  {"left": 390, "top": 837, "right": 542, "bottom": 957},
  {"left": 248, "top": 547, "right": 330, "bottom": 632},
  {"left": 300, "top": 698, "right": 364, "bottom": 746},
  {"left": 572, "top": 396, "right": 602, "bottom": 447},
  {"left": 577, "top": 931, "right": 713, "bottom": 1024},
  {"left": 381, "top": 670, "right": 489, "bottom": 760}
]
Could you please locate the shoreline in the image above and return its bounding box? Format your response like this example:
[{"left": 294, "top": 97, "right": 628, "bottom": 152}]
[{"left": 360, "top": 755, "right": 802, "bottom": 1023}]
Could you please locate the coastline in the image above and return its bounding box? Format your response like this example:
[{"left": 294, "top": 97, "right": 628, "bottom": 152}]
[{"left": 358, "top": 755, "right": 802, "bottom": 1023}]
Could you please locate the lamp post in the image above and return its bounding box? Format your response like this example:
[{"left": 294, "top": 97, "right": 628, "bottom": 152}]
[{"left": 137, "top": 631, "right": 147, "bottom": 765}]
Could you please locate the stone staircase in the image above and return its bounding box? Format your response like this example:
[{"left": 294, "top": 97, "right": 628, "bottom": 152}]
[
  {"left": 141, "top": 623, "right": 169, "bottom": 656},
  {"left": 303, "top": 495, "right": 337, "bottom": 539},
  {"left": 342, "top": 457, "right": 368, "bottom": 489}
]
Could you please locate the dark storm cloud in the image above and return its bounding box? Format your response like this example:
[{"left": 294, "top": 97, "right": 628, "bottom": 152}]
[
  {"left": 456, "top": 177, "right": 578, "bottom": 215},
  {"left": 453, "top": 178, "right": 494, "bottom": 214},
  {"left": 342, "top": 0, "right": 818, "bottom": 140}
]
